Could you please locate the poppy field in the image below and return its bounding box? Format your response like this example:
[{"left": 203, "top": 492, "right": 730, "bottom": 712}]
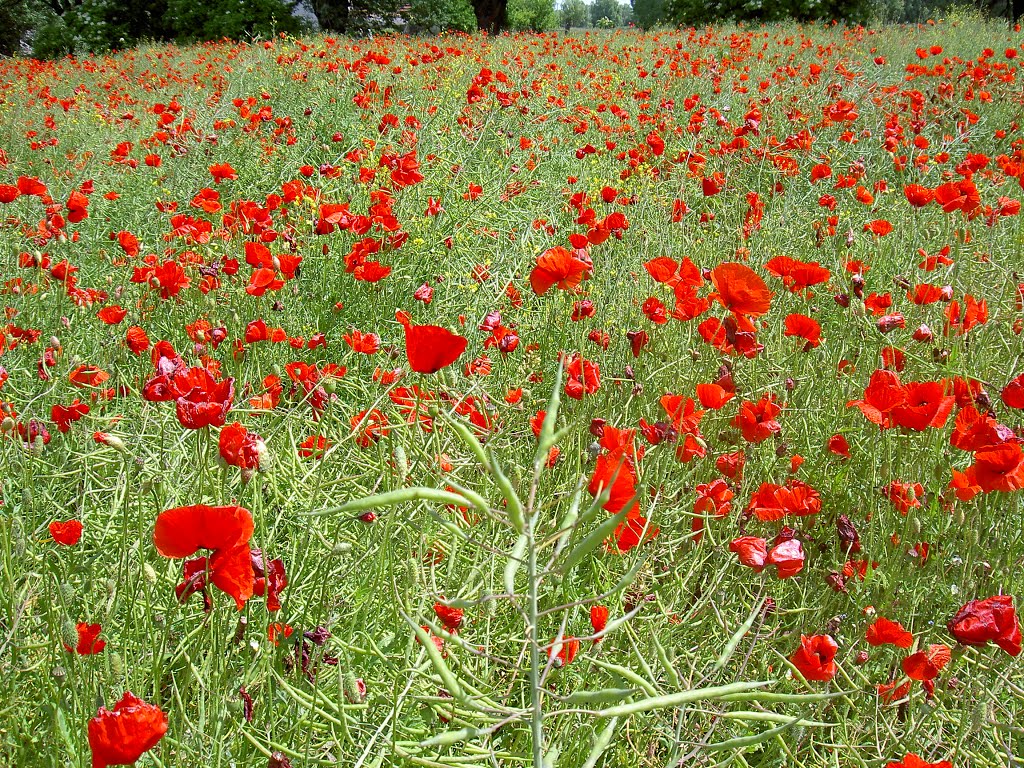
[{"left": 2, "top": 15, "right": 1024, "bottom": 768}]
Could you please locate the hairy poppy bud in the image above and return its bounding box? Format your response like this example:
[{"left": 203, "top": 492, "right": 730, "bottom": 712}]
[
  {"left": 332, "top": 542, "right": 352, "bottom": 556},
  {"left": 394, "top": 444, "right": 409, "bottom": 482},
  {"left": 60, "top": 618, "right": 79, "bottom": 649},
  {"left": 143, "top": 563, "right": 158, "bottom": 584}
]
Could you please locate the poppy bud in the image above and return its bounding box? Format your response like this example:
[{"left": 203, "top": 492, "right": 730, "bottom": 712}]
[
  {"left": 143, "top": 563, "right": 158, "bottom": 584},
  {"left": 394, "top": 445, "right": 409, "bottom": 482},
  {"left": 109, "top": 652, "right": 124, "bottom": 677},
  {"left": 0, "top": 416, "right": 14, "bottom": 434},
  {"left": 60, "top": 618, "right": 79, "bottom": 649},
  {"left": 854, "top": 650, "right": 869, "bottom": 665},
  {"left": 344, "top": 671, "right": 366, "bottom": 704}
]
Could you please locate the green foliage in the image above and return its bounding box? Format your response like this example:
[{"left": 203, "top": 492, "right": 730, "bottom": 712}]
[
  {"left": 591, "top": 0, "right": 625, "bottom": 25},
  {"left": 408, "top": 0, "right": 478, "bottom": 32},
  {"left": 666, "top": 0, "right": 874, "bottom": 24},
  {"left": 508, "top": 0, "right": 556, "bottom": 29},
  {"left": 559, "top": 0, "right": 590, "bottom": 27},
  {"left": 166, "top": 0, "right": 304, "bottom": 43},
  {"left": 631, "top": 0, "right": 666, "bottom": 28}
]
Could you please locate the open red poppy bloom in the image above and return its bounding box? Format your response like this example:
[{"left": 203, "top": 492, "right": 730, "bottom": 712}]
[
  {"left": 433, "top": 602, "right": 464, "bottom": 633},
  {"left": 948, "top": 595, "right": 1022, "bottom": 656},
  {"left": 790, "top": 634, "right": 838, "bottom": 681},
  {"left": 88, "top": 692, "right": 168, "bottom": 768},
  {"left": 530, "top": 246, "right": 592, "bottom": 295},
  {"left": 404, "top": 323, "right": 467, "bottom": 374},
  {"left": 901, "top": 644, "right": 951, "bottom": 681},
  {"left": 65, "top": 622, "right": 106, "bottom": 655},
  {"left": 865, "top": 617, "right": 914, "bottom": 648},
  {"left": 886, "top": 754, "right": 952, "bottom": 768},
  {"left": 971, "top": 442, "right": 1024, "bottom": 493},
  {"left": 709, "top": 262, "right": 773, "bottom": 318},
  {"left": 50, "top": 519, "right": 83, "bottom": 546},
  {"left": 171, "top": 367, "right": 235, "bottom": 429},
  {"left": 730, "top": 536, "right": 768, "bottom": 572},
  {"left": 153, "top": 504, "right": 255, "bottom": 609}
]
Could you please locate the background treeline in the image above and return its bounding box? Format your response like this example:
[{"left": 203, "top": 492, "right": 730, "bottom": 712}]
[{"left": 0, "top": 0, "right": 1019, "bottom": 59}]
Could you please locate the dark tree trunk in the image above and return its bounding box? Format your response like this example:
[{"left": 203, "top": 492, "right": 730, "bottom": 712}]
[{"left": 471, "top": 0, "right": 506, "bottom": 31}]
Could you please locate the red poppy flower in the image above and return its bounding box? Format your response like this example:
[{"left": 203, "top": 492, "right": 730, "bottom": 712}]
[
  {"left": 709, "top": 262, "right": 772, "bottom": 318},
  {"left": 865, "top": 617, "right": 914, "bottom": 648},
  {"left": 901, "top": 644, "right": 951, "bottom": 681},
  {"left": 590, "top": 605, "right": 609, "bottom": 637},
  {"left": 218, "top": 422, "right": 266, "bottom": 470},
  {"left": 790, "top": 634, "right": 838, "bottom": 682},
  {"left": 730, "top": 536, "right": 768, "bottom": 572},
  {"left": 171, "top": 367, "right": 235, "bottom": 429},
  {"left": 404, "top": 324, "right": 467, "bottom": 374},
  {"left": 732, "top": 395, "right": 781, "bottom": 443},
  {"left": 746, "top": 480, "right": 821, "bottom": 522},
  {"left": 251, "top": 550, "right": 287, "bottom": 612},
  {"left": 433, "top": 603, "right": 464, "bottom": 633},
  {"left": 88, "top": 692, "right": 168, "bottom": 768},
  {"left": 885, "top": 754, "right": 952, "bottom": 768},
  {"left": 96, "top": 305, "right": 127, "bottom": 325},
  {"left": 971, "top": 442, "right": 1024, "bottom": 493},
  {"left": 549, "top": 636, "right": 580, "bottom": 668},
  {"left": 153, "top": 504, "right": 255, "bottom": 609},
  {"left": 65, "top": 622, "right": 106, "bottom": 655},
  {"left": 50, "top": 519, "right": 83, "bottom": 546},
  {"left": 1002, "top": 373, "right": 1024, "bottom": 409},
  {"left": 948, "top": 595, "right": 1022, "bottom": 656},
  {"left": 529, "top": 245, "right": 592, "bottom": 295},
  {"left": 766, "top": 537, "right": 804, "bottom": 579},
  {"left": 69, "top": 364, "right": 110, "bottom": 388}
]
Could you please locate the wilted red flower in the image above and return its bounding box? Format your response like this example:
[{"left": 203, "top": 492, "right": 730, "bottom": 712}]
[
  {"left": 766, "top": 536, "right": 804, "bottom": 579},
  {"left": 153, "top": 504, "right": 255, "bottom": 609},
  {"left": 50, "top": 519, "right": 83, "bottom": 546},
  {"left": 948, "top": 595, "right": 1022, "bottom": 656},
  {"left": 790, "top": 634, "right": 838, "bottom": 682},
  {"left": 865, "top": 617, "right": 914, "bottom": 648},
  {"left": 730, "top": 536, "right": 768, "bottom": 572},
  {"left": 64, "top": 622, "right": 106, "bottom": 655},
  {"left": 89, "top": 692, "right": 168, "bottom": 768},
  {"left": 251, "top": 550, "right": 287, "bottom": 612},
  {"left": 564, "top": 354, "right": 600, "bottom": 400},
  {"left": 404, "top": 324, "right": 468, "bottom": 374}
]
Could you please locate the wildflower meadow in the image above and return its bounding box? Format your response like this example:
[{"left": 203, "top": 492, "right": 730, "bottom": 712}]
[{"left": 1, "top": 15, "right": 1024, "bottom": 768}]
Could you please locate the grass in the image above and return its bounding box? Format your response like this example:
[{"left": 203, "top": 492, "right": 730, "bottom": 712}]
[{"left": 0, "top": 15, "right": 1024, "bottom": 768}]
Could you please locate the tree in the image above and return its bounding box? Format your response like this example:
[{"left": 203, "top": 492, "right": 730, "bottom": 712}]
[
  {"left": 631, "top": 0, "right": 664, "bottom": 28},
  {"left": 408, "top": 0, "right": 477, "bottom": 31},
  {"left": 559, "top": 0, "right": 589, "bottom": 27},
  {"left": 665, "top": 0, "right": 873, "bottom": 23},
  {"left": 507, "top": 0, "right": 555, "bottom": 29},
  {"left": 166, "top": 0, "right": 305, "bottom": 42},
  {"left": 471, "top": 0, "right": 507, "bottom": 30},
  {"left": 590, "top": 0, "right": 622, "bottom": 25}
]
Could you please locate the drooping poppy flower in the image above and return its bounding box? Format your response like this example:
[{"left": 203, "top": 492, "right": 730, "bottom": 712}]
[
  {"left": 564, "top": 354, "right": 600, "bottom": 400},
  {"left": 865, "top": 617, "right": 914, "bottom": 648},
  {"left": 96, "top": 305, "right": 127, "bottom": 325},
  {"left": 529, "top": 246, "right": 592, "bottom": 295},
  {"left": 65, "top": 622, "right": 106, "bottom": 655},
  {"left": 153, "top": 504, "right": 255, "bottom": 609},
  {"left": 948, "top": 595, "right": 1022, "bottom": 656},
  {"left": 404, "top": 324, "right": 467, "bottom": 374},
  {"left": 50, "top": 519, "right": 83, "bottom": 546},
  {"left": 790, "top": 634, "right": 838, "bottom": 682},
  {"left": 88, "top": 692, "right": 168, "bottom": 768}
]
